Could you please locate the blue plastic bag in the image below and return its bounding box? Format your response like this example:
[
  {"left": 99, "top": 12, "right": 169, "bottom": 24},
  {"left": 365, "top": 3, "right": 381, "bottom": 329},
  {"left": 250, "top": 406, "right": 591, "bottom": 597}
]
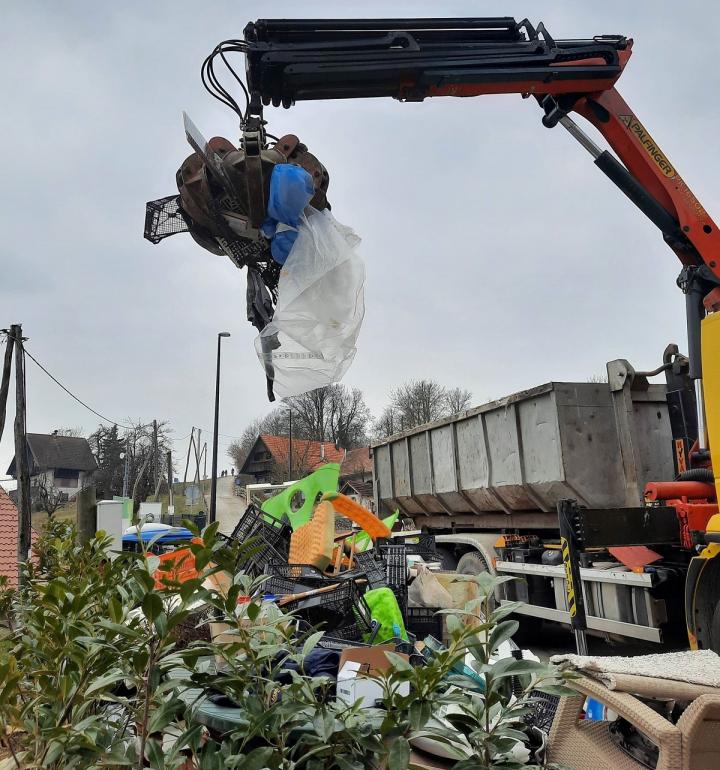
[{"left": 262, "top": 164, "right": 315, "bottom": 264}]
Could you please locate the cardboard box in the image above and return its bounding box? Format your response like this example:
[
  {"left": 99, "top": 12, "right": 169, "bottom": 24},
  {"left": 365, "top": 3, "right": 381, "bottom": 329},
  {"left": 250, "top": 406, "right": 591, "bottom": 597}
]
[{"left": 336, "top": 646, "right": 410, "bottom": 708}]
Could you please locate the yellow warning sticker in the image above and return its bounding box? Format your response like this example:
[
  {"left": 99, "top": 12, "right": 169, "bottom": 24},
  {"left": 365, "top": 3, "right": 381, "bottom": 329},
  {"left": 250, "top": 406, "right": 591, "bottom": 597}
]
[{"left": 619, "top": 114, "right": 676, "bottom": 178}]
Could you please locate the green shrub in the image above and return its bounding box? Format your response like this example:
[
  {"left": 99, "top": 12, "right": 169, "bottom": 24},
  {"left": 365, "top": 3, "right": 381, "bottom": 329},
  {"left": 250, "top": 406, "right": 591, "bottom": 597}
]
[{"left": 0, "top": 520, "right": 570, "bottom": 769}]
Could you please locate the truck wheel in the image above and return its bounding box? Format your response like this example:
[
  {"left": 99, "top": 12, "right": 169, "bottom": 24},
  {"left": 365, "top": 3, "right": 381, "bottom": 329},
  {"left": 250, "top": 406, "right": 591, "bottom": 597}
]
[
  {"left": 457, "top": 550, "right": 491, "bottom": 576},
  {"left": 711, "top": 601, "right": 720, "bottom": 653},
  {"left": 456, "top": 551, "right": 496, "bottom": 610}
]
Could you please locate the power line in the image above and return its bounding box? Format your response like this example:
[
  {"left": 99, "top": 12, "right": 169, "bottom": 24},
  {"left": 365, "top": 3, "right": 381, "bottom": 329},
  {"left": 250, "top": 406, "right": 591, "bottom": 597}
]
[{"left": 22, "top": 346, "right": 139, "bottom": 431}]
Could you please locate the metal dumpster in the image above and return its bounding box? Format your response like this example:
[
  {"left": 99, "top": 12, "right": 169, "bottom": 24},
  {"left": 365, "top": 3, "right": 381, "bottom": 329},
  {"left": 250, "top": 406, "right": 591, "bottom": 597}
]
[{"left": 372, "top": 371, "right": 674, "bottom": 526}]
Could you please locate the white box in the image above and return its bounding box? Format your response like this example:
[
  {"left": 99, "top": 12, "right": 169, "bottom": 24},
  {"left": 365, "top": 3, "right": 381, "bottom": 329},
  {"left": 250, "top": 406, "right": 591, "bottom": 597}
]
[{"left": 336, "top": 646, "right": 410, "bottom": 708}]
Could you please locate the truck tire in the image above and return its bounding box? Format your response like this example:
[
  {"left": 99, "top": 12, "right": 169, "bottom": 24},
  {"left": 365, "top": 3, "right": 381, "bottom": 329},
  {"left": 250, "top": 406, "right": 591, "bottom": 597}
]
[
  {"left": 456, "top": 551, "right": 496, "bottom": 611},
  {"left": 457, "top": 550, "right": 491, "bottom": 576},
  {"left": 711, "top": 601, "right": 720, "bottom": 654}
]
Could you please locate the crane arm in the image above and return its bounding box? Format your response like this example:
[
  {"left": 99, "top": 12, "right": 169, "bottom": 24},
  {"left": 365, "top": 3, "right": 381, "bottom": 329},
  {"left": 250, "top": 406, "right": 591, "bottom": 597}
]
[{"left": 243, "top": 16, "right": 720, "bottom": 282}]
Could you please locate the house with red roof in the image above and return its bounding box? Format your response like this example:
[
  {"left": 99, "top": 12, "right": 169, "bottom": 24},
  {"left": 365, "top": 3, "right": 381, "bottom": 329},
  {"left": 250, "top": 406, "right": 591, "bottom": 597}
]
[{"left": 238, "top": 434, "right": 373, "bottom": 487}]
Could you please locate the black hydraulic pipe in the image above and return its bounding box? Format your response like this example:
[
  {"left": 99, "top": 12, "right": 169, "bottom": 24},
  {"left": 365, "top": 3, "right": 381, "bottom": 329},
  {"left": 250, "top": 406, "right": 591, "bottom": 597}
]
[
  {"left": 685, "top": 275, "right": 705, "bottom": 380},
  {"left": 594, "top": 150, "right": 684, "bottom": 242}
]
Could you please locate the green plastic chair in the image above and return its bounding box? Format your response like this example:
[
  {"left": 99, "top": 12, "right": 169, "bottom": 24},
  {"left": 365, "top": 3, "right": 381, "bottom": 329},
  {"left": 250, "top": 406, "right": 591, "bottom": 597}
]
[{"left": 261, "top": 463, "right": 340, "bottom": 530}]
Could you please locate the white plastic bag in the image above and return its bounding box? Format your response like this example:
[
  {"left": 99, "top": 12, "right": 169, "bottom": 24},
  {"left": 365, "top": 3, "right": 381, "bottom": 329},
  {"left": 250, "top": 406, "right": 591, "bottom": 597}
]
[{"left": 255, "top": 207, "right": 365, "bottom": 398}]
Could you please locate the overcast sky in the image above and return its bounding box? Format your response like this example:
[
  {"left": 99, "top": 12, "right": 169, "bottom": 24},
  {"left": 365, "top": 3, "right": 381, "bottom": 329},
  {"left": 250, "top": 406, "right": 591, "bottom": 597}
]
[{"left": 2, "top": 1, "right": 720, "bottom": 486}]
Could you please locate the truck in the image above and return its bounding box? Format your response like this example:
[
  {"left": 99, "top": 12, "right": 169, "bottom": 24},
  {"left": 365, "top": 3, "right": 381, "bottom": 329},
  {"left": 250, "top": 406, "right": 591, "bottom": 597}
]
[
  {"left": 372, "top": 352, "right": 715, "bottom": 647},
  {"left": 147, "top": 16, "right": 720, "bottom": 653}
]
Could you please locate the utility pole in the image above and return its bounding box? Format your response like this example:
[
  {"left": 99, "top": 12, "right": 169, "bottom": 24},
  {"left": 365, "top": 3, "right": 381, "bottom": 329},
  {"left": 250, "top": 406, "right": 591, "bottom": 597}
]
[
  {"left": 195, "top": 428, "right": 202, "bottom": 484},
  {"left": 166, "top": 450, "right": 173, "bottom": 509},
  {"left": 11, "top": 324, "right": 31, "bottom": 574},
  {"left": 121, "top": 434, "right": 130, "bottom": 498},
  {"left": 152, "top": 419, "right": 158, "bottom": 493},
  {"left": 210, "top": 331, "right": 231, "bottom": 524},
  {"left": 288, "top": 407, "right": 293, "bottom": 481},
  {"left": 0, "top": 330, "right": 15, "bottom": 444}
]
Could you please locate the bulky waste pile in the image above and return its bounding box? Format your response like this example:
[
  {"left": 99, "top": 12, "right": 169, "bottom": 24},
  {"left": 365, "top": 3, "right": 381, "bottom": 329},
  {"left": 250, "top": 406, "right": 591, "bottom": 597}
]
[
  {"left": 216, "top": 463, "right": 480, "bottom": 653},
  {"left": 141, "top": 462, "right": 558, "bottom": 765}
]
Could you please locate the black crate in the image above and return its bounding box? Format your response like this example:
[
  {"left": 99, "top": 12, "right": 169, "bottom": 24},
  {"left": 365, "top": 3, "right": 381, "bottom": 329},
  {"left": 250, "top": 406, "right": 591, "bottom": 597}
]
[
  {"left": 223, "top": 505, "right": 292, "bottom": 577},
  {"left": 353, "top": 550, "right": 387, "bottom": 589},
  {"left": 406, "top": 606, "right": 444, "bottom": 641},
  {"left": 380, "top": 544, "right": 408, "bottom": 612},
  {"left": 284, "top": 580, "right": 374, "bottom": 641},
  {"left": 524, "top": 690, "right": 560, "bottom": 733},
  {"left": 395, "top": 533, "right": 439, "bottom": 560},
  {"left": 230, "top": 504, "right": 291, "bottom": 547},
  {"left": 263, "top": 563, "right": 330, "bottom": 596}
]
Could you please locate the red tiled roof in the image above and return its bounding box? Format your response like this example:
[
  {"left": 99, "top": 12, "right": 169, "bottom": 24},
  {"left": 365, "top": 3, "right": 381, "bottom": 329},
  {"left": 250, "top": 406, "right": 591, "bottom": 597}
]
[
  {"left": 342, "top": 446, "right": 372, "bottom": 475},
  {"left": 259, "top": 434, "right": 346, "bottom": 470},
  {"left": 0, "top": 486, "right": 20, "bottom": 588},
  {"left": 0, "top": 487, "right": 39, "bottom": 588}
]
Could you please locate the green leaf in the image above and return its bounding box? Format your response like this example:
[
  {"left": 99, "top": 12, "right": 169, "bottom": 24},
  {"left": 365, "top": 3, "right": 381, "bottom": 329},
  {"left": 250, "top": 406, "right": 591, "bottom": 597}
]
[
  {"left": 490, "top": 601, "right": 525, "bottom": 623},
  {"left": 144, "top": 735, "right": 165, "bottom": 769},
  {"left": 488, "top": 619, "right": 519, "bottom": 653},
  {"left": 387, "top": 736, "right": 410, "bottom": 770},
  {"left": 154, "top": 611, "right": 168, "bottom": 637},
  {"left": 108, "top": 596, "right": 122, "bottom": 623},
  {"left": 194, "top": 548, "right": 212, "bottom": 571},
  {"left": 534, "top": 683, "right": 577, "bottom": 697},
  {"left": 246, "top": 601, "right": 260, "bottom": 622},
  {"left": 203, "top": 520, "right": 220, "bottom": 545},
  {"left": 142, "top": 592, "right": 163, "bottom": 622},
  {"left": 490, "top": 658, "right": 547, "bottom": 680},
  {"left": 85, "top": 669, "right": 126, "bottom": 695},
  {"left": 408, "top": 700, "right": 431, "bottom": 730},
  {"left": 302, "top": 630, "right": 325, "bottom": 658},
  {"left": 239, "top": 746, "right": 275, "bottom": 770}
]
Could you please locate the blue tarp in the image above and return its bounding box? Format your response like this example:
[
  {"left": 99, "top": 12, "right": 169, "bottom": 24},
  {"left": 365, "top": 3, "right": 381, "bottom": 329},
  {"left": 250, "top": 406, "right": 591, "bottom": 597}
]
[
  {"left": 261, "top": 164, "right": 315, "bottom": 265},
  {"left": 122, "top": 527, "right": 193, "bottom": 543}
]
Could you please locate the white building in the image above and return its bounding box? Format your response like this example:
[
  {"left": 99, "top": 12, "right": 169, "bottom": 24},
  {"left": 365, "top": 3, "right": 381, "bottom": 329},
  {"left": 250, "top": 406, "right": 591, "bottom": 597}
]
[{"left": 6, "top": 432, "right": 97, "bottom": 500}]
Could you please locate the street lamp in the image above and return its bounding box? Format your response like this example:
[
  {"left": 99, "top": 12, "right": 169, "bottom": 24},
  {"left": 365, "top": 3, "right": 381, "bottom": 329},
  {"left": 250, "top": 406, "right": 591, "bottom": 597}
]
[{"left": 209, "top": 332, "right": 231, "bottom": 524}]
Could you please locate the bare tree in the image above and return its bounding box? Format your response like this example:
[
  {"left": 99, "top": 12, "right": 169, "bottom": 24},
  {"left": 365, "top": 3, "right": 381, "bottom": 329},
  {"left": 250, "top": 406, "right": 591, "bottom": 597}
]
[
  {"left": 31, "top": 474, "right": 66, "bottom": 518},
  {"left": 286, "top": 388, "right": 331, "bottom": 441},
  {"left": 390, "top": 379, "right": 448, "bottom": 430},
  {"left": 227, "top": 409, "right": 292, "bottom": 470},
  {"left": 374, "top": 406, "right": 401, "bottom": 440},
  {"left": 287, "top": 384, "right": 370, "bottom": 447},
  {"left": 445, "top": 386, "right": 473, "bottom": 414},
  {"left": 374, "top": 380, "right": 474, "bottom": 439},
  {"left": 52, "top": 427, "right": 84, "bottom": 438}
]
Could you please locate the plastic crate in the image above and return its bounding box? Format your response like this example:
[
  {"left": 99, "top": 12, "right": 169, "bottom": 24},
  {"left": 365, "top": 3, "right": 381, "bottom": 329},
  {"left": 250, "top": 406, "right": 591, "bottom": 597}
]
[
  {"left": 524, "top": 690, "right": 560, "bottom": 733},
  {"left": 395, "top": 533, "right": 439, "bottom": 561},
  {"left": 406, "top": 606, "right": 444, "bottom": 641},
  {"left": 263, "top": 563, "right": 329, "bottom": 596},
  {"left": 222, "top": 505, "right": 292, "bottom": 577},
  {"left": 230, "top": 504, "right": 291, "bottom": 546},
  {"left": 353, "top": 550, "right": 387, "bottom": 589},
  {"left": 284, "top": 580, "right": 374, "bottom": 641},
  {"left": 380, "top": 544, "right": 408, "bottom": 611}
]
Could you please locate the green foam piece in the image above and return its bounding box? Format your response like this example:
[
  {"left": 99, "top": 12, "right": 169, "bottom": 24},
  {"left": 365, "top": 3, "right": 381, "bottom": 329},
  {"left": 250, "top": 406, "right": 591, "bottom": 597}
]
[
  {"left": 346, "top": 511, "right": 400, "bottom": 552},
  {"left": 261, "top": 463, "right": 340, "bottom": 530},
  {"left": 364, "top": 586, "right": 407, "bottom": 643}
]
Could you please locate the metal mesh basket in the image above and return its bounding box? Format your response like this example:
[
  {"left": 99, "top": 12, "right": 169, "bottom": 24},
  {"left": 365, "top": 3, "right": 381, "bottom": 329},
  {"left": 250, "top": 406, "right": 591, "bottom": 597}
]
[{"left": 144, "top": 195, "right": 191, "bottom": 243}]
